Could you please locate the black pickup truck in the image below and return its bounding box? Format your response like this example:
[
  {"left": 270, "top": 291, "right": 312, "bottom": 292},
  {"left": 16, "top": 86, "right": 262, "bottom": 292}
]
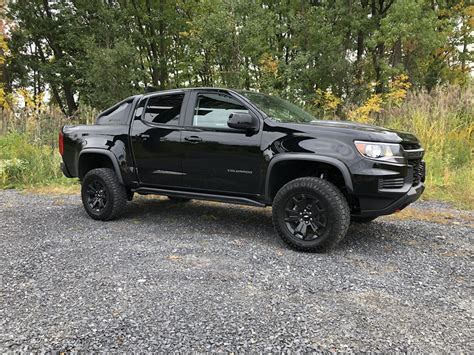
[{"left": 60, "top": 88, "right": 425, "bottom": 251}]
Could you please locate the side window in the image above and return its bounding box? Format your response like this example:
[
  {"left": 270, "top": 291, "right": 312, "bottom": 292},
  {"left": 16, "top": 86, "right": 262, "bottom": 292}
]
[
  {"left": 193, "top": 93, "right": 248, "bottom": 129},
  {"left": 143, "top": 94, "right": 184, "bottom": 125},
  {"left": 96, "top": 101, "right": 132, "bottom": 125}
]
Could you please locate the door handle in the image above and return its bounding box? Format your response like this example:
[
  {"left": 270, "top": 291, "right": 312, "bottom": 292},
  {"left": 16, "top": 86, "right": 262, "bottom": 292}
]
[{"left": 184, "top": 136, "right": 202, "bottom": 143}]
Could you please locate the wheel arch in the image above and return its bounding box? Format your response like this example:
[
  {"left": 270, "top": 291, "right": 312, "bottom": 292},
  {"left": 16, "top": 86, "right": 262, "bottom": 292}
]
[
  {"left": 78, "top": 149, "right": 124, "bottom": 184},
  {"left": 265, "top": 154, "right": 353, "bottom": 201}
]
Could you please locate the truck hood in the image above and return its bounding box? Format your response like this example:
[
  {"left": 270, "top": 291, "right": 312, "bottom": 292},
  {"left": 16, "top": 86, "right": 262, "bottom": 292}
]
[{"left": 273, "top": 119, "right": 420, "bottom": 144}]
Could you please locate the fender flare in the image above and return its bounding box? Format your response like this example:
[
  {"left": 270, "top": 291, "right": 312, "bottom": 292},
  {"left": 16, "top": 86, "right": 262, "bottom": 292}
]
[
  {"left": 78, "top": 149, "right": 124, "bottom": 185},
  {"left": 264, "top": 153, "right": 353, "bottom": 199}
]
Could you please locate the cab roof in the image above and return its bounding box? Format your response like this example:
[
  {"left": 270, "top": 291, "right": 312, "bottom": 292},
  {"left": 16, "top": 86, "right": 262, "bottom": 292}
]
[{"left": 141, "top": 87, "right": 240, "bottom": 99}]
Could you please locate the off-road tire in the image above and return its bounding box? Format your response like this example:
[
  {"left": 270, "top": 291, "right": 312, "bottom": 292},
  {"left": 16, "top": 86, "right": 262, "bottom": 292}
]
[
  {"left": 167, "top": 196, "right": 192, "bottom": 203},
  {"left": 272, "top": 177, "right": 350, "bottom": 252},
  {"left": 351, "top": 216, "right": 377, "bottom": 223},
  {"left": 81, "top": 168, "right": 127, "bottom": 221}
]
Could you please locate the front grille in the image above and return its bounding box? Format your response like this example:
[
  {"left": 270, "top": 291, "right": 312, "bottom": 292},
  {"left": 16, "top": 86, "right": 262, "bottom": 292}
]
[
  {"left": 379, "top": 177, "right": 405, "bottom": 189},
  {"left": 402, "top": 142, "right": 421, "bottom": 151},
  {"left": 409, "top": 159, "right": 425, "bottom": 185}
]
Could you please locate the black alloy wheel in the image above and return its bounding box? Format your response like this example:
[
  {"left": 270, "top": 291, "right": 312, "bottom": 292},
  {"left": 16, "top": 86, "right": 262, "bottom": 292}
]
[
  {"left": 272, "top": 177, "right": 350, "bottom": 252},
  {"left": 86, "top": 180, "right": 108, "bottom": 212},
  {"left": 284, "top": 193, "right": 327, "bottom": 241},
  {"left": 81, "top": 168, "right": 127, "bottom": 221}
]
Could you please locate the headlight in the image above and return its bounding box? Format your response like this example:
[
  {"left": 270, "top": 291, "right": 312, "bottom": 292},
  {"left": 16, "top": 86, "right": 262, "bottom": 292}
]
[{"left": 354, "top": 141, "right": 403, "bottom": 160}]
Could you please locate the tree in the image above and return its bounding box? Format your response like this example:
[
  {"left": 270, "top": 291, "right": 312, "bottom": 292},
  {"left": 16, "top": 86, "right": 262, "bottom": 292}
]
[
  {"left": 3, "top": 0, "right": 472, "bottom": 114},
  {"left": 7, "top": 0, "right": 84, "bottom": 115}
]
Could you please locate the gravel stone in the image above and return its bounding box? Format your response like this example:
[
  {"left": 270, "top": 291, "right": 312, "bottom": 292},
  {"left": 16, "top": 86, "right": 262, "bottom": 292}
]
[{"left": 1, "top": 190, "right": 472, "bottom": 352}]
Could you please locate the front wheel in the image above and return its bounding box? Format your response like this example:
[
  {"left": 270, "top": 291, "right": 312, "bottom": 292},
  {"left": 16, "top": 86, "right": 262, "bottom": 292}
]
[
  {"left": 81, "top": 168, "right": 127, "bottom": 221},
  {"left": 272, "top": 177, "right": 350, "bottom": 252}
]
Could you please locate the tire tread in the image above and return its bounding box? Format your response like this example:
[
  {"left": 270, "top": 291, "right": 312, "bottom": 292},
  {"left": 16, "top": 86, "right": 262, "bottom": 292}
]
[
  {"left": 81, "top": 168, "right": 127, "bottom": 221},
  {"left": 272, "top": 177, "right": 350, "bottom": 252}
]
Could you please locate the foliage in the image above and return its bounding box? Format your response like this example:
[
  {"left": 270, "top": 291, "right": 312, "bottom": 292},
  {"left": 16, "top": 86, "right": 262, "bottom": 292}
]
[
  {"left": 347, "top": 74, "right": 412, "bottom": 122},
  {"left": 0, "top": 132, "right": 76, "bottom": 188},
  {"left": 386, "top": 74, "right": 412, "bottom": 106},
  {"left": 348, "top": 94, "right": 384, "bottom": 123},
  {"left": 80, "top": 40, "right": 142, "bottom": 109},
  {"left": 379, "top": 85, "right": 474, "bottom": 208},
  {"left": 0, "top": 0, "right": 472, "bottom": 112},
  {"left": 0, "top": 25, "right": 13, "bottom": 110},
  {"left": 312, "top": 89, "right": 342, "bottom": 118}
]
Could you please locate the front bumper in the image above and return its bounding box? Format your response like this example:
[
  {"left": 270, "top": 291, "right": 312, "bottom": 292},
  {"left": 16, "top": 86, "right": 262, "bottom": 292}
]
[
  {"left": 349, "top": 154, "right": 426, "bottom": 217},
  {"left": 355, "top": 182, "right": 425, "bottom": 217}
]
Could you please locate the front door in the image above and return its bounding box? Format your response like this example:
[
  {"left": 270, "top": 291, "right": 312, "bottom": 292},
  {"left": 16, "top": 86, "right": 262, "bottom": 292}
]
[
  {"left": 130, "top": 92, "right": 187, "bottom": 187},
  {"left": 181, "top": 91, "right": 263, "bottom": 195}
]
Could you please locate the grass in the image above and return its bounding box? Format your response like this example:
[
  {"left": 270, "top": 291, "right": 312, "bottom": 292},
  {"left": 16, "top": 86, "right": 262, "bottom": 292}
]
[
  {"left": 0, "top": 85, "right": 472, "bottom": 209},
  {"left": 379, "top": 85, "right": 473, "bottom": 209},
  {"left": 22, "top": 184, "right": 80, "bottom": 195},
  {"left": 0, "top": 132, "right": 78, "bottom": 190}
]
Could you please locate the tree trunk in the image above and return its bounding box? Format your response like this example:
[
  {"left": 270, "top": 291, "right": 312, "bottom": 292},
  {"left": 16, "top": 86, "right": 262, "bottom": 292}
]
[
  {"left": 392, "top": 38, "right": 402, "bottom": 68},
  {"left": 41, "top": 0, "right": 77, "bottom": 115},
  {"left": 372, "top": 43, "right": 385, "bottom": 94},
  {"left": 63, "top": 81, "right": 77, "bottom": 117},
  {"left": 34, "top": 40, "right": 67, "bottom": 115},
  {"left": 158, "top": 0, "right": 167, "bottom": 89},
  {"left": 145, "top": 0, "right": 160, "bottom": 87},
  {"left": 355, "top": 31, "right": 364, "bottom": 81}
]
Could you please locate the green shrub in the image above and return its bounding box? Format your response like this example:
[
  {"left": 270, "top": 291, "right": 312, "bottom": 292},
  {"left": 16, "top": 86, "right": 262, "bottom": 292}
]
[
  {"left": 0, "top": 132, "right": 76, "bottom": 188},
  {"left": 379, "top": 86, "right": 473, "bottom": 209}
]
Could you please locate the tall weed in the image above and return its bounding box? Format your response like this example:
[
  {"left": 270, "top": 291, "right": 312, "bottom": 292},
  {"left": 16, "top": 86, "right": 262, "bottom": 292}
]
[
  {"left": 0, "top": 106, "right": 96, "bottom": 188},
  {"left": 0, "top": 132, "right": 74, "bottom": 188},
  {"left": 379, "top": 86, "right": 473, "bottom": 208}
]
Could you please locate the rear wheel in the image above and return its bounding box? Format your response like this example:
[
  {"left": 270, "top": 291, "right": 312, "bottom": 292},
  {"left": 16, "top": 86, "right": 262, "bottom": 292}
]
[
  {"left": 81, "top": 168, "right": 127, "bottom": 221},
  {"left": 272, "top": 177, "right": 350, "bottom": 252}
]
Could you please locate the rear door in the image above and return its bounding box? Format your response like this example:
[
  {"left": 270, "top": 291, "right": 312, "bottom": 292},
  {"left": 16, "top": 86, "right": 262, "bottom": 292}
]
[
  {"left": 130, "top": 91, "right": 188, "bottom": 187},
  {"left": 180, "top": 90, "right": 263, "bottom": 195}
]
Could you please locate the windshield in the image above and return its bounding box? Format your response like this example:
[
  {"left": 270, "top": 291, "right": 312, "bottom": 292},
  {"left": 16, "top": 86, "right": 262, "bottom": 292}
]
[{"left": 239, "top": 91, "right": 316, "bottom": 123}]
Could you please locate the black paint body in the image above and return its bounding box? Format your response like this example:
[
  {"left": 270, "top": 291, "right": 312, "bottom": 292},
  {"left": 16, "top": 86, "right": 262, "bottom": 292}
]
[{"left": 61, "top": 88, "right": 425, "bottom": 217}]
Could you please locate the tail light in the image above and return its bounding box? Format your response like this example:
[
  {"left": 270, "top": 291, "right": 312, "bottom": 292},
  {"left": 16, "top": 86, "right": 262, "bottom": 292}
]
[{"left": 59, "top": 130, "right": 64, "bottom": 156}]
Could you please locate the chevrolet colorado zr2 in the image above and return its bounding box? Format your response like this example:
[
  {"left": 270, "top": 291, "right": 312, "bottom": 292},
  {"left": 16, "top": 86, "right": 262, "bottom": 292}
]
[{"left": 59, "top": 88, "right": 425, "bottom": 252}]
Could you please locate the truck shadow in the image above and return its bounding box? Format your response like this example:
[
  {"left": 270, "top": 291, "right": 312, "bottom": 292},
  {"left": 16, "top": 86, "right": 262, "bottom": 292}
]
[
  {"left": 118, "top": 197, "right": 407, "bottom": 252},
  {"left": 122, "top": 197, "right": 280, "bottom": 247}
]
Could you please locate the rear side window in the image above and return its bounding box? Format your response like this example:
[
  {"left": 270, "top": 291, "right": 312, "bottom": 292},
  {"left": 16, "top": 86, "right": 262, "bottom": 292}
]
[
  {"left": 96, "top": 101, "right": 132, "bottom": 125},
  {"left": 143, "top": 94, "right": 185, "bottom": 125}
]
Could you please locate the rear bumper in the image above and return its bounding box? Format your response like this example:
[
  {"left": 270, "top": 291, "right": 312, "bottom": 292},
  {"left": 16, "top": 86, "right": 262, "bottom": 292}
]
[{"left": 355, "top": 182, "right": 425, "bottom": 217}]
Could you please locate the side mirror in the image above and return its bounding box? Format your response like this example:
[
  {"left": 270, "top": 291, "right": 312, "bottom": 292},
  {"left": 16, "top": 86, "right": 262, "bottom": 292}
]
[{"left": 227, "top": 112, "right": 259, "bottom": 132}]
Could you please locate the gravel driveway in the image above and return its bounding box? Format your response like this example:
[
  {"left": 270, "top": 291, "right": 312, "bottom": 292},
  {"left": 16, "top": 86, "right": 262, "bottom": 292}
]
[{"left": 1, "top": 190, "right": 472, "bottom": 352}]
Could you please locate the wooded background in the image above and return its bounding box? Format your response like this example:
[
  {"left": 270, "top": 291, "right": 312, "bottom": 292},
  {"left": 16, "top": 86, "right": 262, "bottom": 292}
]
[
  {"left": 0, "top": 0, "right": 472, "bottom": 207},
  {"left": 0, "top": 0, "right": 472, "bottom": 116}
]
